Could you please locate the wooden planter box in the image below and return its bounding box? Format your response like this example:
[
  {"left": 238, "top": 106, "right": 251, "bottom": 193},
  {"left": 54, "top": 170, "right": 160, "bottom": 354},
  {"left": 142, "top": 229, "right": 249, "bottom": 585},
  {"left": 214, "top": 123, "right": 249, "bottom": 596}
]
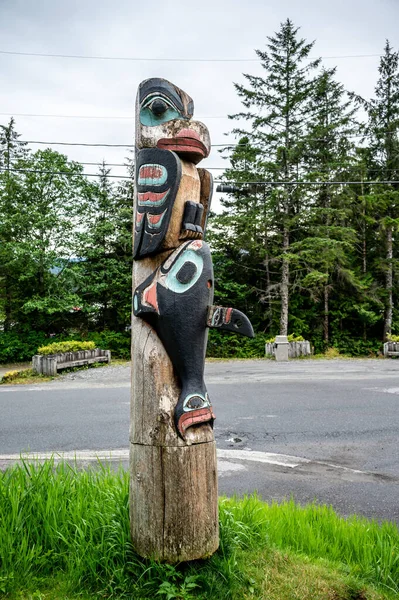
[
  {"left": 383, "top": 342, "right": 399, "bottom": 357},
  {"left": 265, "top": 340, "right": 312, "bottom": 358},
  {"left": 32, "top": 348, "right": 111, "bottom": 376}
]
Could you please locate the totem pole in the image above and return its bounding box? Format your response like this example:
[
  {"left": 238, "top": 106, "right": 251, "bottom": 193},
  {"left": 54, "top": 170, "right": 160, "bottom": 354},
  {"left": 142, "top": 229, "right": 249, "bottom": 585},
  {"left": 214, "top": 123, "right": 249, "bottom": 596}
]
[{"left": 130, "top": 78, "right": 254, "bottom": 562}]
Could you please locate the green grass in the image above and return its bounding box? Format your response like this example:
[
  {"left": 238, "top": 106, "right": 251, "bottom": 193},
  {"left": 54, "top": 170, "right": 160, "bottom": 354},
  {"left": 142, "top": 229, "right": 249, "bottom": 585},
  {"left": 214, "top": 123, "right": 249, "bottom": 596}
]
[
  {"left": 0, "top": 368, "right": 53, "bottom": 385},
  {"left": 0, "top": 460, "right": 398, "bottom": 599}
]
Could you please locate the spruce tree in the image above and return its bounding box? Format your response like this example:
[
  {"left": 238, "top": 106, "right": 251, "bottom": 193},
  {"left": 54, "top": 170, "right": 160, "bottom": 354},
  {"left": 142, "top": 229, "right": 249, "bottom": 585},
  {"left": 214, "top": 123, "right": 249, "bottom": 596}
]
[
  {"left": 0, "top": 119, "right": 29, "bottom": 330},
  {"left": 298, "top": 68, "right": 359, "bottom": 346},
  {"left": 358, "top": 41, "right": 399, "bottom": 340},
  {"left": 225, "top": 19, "right": 320, "bottom": 335}
]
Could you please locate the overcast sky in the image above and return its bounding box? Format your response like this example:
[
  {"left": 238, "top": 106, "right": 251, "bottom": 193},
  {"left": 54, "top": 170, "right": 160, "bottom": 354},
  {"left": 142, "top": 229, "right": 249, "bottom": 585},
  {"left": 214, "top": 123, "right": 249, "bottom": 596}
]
[{"left": 0, "top": 0, "right": 398, "bottom": 201}]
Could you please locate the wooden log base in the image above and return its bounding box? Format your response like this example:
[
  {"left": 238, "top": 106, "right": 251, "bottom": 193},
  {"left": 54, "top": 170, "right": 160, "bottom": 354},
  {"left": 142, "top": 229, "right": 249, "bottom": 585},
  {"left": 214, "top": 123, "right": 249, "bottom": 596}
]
[{"left": 130, "top": 440, "right": 219, "bottom": 562}]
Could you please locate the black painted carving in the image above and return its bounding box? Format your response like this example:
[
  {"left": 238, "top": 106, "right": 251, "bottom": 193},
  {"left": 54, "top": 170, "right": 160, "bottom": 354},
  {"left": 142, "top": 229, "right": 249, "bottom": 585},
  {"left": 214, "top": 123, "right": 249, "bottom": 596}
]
[
  {"left": 207, "top": 306, "right": 254, "bottom": 337},
  {"left": 134, "top": 148, "right": 182, "bottom": 259},
  {"left": 134, "top": 240, "right": 215, "bottom": 438}
]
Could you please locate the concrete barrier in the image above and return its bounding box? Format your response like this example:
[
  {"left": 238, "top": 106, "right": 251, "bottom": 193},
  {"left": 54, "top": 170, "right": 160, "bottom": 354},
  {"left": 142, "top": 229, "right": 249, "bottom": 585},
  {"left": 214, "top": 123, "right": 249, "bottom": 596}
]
[
  {"left": 383, "top": 342, "right": 399, "bottom": 357},
  {"left": 265, "top": 340, "right": 311, "bottom": 359}
]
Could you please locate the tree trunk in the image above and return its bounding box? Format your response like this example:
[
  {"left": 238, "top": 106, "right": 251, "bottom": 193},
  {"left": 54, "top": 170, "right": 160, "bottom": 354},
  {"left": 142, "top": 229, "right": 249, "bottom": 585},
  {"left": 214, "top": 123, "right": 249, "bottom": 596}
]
[
  {"left": 323, "top": 284, "right": 329, "bottom": 347},
  {"left": 4, "top": 278, "right": 11, "bottom": 332},
  {"left": 383, "top": 225, "right": 393, "bottom": 341},
  {"left": 280, "top": 225, "right": 289, "bottom": 335}
]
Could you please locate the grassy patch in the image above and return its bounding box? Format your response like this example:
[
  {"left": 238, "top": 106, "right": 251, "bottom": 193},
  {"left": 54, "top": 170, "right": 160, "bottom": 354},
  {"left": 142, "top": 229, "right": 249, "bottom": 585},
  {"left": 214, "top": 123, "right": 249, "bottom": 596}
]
[
  {"left": 0, "top": 360, "right": 129, "bottom": 385},
  {"left": 0, "top": 461, "right": 397, "bottom": 599},
  {"left": 0, "top": 368, "right": 53, "bottom": 385}
]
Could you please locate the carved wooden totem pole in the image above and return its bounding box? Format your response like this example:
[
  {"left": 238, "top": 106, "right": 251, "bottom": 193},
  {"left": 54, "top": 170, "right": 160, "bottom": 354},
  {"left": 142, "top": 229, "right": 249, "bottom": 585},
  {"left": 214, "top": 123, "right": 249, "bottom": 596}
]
[{"left": 130, "top": 78, "right": 254, "bottom": 562}]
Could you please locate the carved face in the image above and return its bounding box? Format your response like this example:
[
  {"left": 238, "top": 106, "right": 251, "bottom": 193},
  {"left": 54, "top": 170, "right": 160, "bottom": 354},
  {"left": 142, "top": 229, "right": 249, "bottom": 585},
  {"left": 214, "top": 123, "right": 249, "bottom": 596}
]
[{"left": 136, "top": 78, "right": 211, "bottom": 165}]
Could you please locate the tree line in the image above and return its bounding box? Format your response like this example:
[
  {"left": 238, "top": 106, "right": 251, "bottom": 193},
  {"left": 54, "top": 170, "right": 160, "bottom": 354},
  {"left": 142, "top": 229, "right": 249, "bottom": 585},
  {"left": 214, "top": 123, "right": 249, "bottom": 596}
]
[
  {"left": 210, "top": 19, "right": 399, "bottom": 355},
  {"left": 1, "top": 18, "right": 398, "bottom": 357},
  {"left": 0, "top": 121, "right": 133, "bottom": 336}
]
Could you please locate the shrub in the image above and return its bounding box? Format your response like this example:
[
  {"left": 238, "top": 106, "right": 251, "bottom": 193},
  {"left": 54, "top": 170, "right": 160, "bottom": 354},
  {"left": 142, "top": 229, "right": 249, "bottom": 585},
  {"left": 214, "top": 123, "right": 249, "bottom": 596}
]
[
  {"left": 0, "top": 331, "right": 131, "bottom": 363},
  {"left": 85, "top": 331, "right": 131, "bottom": 360},
  {"left": 1, "top": 370, "right": 20, "bottom": 383},
  {"left": 323, "top": 347, "right": 341, "bottom": 359},
  {"left": 0, "top": 368, "right": 46, "bottom": 384},
  {"left": 265, "top": 333, "right": 305, "bottom": 343},
  {"left": 0, "top": 331, "right": 48, "bottom": 363},
  {"left": 37, "top": 341, "right": 96, "bottom": 355}
]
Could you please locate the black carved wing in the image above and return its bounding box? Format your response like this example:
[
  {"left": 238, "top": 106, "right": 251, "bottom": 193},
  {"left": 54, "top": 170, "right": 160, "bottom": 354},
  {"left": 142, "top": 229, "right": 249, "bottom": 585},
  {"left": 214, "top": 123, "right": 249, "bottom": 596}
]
[{"left": 133, "top": 148, "right": 182, "bottom": 259}]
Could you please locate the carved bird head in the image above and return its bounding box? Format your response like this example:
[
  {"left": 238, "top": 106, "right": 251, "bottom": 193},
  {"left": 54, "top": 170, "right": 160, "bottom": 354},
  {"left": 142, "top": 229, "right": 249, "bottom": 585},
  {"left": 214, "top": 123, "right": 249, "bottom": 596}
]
[{"left": 135, "top": 78, "right": 210, "bottom": 164}]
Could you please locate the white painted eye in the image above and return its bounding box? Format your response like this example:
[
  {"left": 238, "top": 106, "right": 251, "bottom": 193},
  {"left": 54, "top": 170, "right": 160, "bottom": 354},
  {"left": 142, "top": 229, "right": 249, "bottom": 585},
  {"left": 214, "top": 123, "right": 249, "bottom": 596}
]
[{"left": 164, "top": 250, "right": 203, "bottom": 294}]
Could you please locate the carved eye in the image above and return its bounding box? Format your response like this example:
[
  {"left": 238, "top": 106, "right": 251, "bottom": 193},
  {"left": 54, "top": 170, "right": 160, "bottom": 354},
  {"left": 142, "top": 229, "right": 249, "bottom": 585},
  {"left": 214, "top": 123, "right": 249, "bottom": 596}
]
[
  {"left": 164, "top": 249, "right": 203, "bottom": 294},
  {"left": 140, "top": 94, "right": 182, "bottom": 126},
  {"left": 150, "top": 98, "right": 168, "bottom": 116}
]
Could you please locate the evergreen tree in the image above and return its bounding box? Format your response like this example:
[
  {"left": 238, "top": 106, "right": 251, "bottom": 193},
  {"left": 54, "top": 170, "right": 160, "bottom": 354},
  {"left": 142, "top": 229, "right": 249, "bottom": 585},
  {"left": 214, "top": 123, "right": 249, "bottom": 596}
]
[
  {"left": 0, "top": 119, "right": 30, "bottom": 330},
  {"left": 298, "top": 68, "right": 360, "bottom": 346},
  {"left": 225, "top": 19, "right": 320, "bottom": 335},
  {"left": 356, "top": 41, "right": 399, "bottom": 340}
]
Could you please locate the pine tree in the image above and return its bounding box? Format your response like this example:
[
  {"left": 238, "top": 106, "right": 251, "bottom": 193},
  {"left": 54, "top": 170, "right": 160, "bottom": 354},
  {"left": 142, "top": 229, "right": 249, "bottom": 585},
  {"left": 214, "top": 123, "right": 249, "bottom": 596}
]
[
  {"left": 298, "top": 68, "right": 360, "bottom": 346},
  {"left": 225, "top": 19, "right": 320, "bottom": 335},
  {"left": 0, "top": 119, "right": 30, "bottom": 330},
  {"left": 357, "top": 42, "right": 399, "bottom": 340}
]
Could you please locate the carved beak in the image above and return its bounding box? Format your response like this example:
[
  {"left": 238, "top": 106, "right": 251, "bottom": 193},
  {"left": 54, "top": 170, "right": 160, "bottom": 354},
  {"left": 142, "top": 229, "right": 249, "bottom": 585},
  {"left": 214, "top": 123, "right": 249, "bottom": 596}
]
[{"left": 157, "top": 128, "right": 209, "bottom": 164}]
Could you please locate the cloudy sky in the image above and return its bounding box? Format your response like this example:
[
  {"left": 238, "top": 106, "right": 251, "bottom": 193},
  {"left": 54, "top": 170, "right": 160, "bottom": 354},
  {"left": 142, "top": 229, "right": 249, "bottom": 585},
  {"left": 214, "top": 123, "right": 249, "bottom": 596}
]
[{"left": 0, "top": 0, "right": 398, "bottom": 198}]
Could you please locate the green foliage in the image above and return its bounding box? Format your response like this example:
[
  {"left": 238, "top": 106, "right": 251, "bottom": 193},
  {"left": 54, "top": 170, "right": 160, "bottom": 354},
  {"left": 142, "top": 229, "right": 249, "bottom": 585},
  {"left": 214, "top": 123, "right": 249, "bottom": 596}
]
[
  {"left": 0, "top": 368, "right": 49, "bottom": 384},
  {"left": 0, "top": 369, "right": 21, "bottom": 383},
  {"left": 0, "top": 331, "right": 130, "bottom": 363},
  {"left": 0, "top": 331, "right": 48, "bottom": 363},
  {"left": 0, "top": 461, "right": 397, "bottom": 598},
  {"left": 265, "top": 334, "right": 305, "bottom": 343},
  {"left": 37, "top": 340, "right": 96, "bottom": 355},
  {"left": 207, "top": 330, "right": 267, "bottom": 358},
  {"left": 85, "top": 330, "right": 131, "bottom": 359}
]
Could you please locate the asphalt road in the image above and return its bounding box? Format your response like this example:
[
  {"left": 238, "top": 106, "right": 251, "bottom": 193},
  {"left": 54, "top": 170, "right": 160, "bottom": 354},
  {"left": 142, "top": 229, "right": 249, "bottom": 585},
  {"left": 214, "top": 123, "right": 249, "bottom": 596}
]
[{"left": 1, "top": 359, "right": 398, "bottom": 524}]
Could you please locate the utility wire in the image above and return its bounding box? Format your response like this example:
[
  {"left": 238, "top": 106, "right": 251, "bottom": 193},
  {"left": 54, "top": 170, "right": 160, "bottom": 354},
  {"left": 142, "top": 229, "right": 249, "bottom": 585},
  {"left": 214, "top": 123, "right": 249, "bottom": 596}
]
[
  {"left": 216, "top": 180, "right": 399, "bottom": 185},
  {"left": 16, "top": 133, "right": 394, "bottom": 148},
  {"left": 0, "top": 49, "right": 382, "bottom": 62},
  {"left": 2, "top": 166, "right": 399, "bottom": 185},
  {"left": 0, "top": 112, "right": 229, "bottom": 120},
  {"left": 0, "top": 166, "right": 131, "bottom": 179}
]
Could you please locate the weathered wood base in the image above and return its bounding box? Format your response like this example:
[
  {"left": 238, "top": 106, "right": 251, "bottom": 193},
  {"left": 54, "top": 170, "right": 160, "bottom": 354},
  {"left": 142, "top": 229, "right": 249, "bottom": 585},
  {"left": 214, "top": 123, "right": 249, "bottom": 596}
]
[{"left": 129, "top": 441, "right": 219, "bottom": 562}]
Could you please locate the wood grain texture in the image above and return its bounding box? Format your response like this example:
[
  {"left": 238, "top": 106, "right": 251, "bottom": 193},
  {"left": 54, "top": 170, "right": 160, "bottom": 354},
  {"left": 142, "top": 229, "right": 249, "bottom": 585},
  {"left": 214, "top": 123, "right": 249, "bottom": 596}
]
[
  {"left": 130, "top": 153, "right": 218, "bottom": 561},
  {"left": 130, "top": 441, "right": 218, "bottom": 562}
]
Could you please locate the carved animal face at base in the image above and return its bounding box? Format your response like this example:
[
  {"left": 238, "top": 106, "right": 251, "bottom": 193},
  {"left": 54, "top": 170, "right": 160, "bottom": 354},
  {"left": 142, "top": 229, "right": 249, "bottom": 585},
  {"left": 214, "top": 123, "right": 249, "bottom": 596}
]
[{"left": 136, "top": 78, "right": 211, "bottom": 165}]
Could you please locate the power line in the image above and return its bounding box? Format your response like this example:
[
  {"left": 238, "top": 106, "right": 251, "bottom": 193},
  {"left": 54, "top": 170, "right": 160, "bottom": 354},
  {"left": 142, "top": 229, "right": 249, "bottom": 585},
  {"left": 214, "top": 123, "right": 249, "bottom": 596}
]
[
  {"left": 0, "top": 49, "right": 383, "bottom": 62},
  {"left": 2, "top": 166, "right": 398, "bottom": 185},
  {"left": 0, "top": 112, "right": 229, "bottom": 120},
  {"left": 215, "top": 180, "right": 399, "bottom": 185},
  {"left": 0, "top": 166, "right": 131, "bottom": 179},
  {"left": 22, "top": 139, "right": 134, "bottom": 148}
]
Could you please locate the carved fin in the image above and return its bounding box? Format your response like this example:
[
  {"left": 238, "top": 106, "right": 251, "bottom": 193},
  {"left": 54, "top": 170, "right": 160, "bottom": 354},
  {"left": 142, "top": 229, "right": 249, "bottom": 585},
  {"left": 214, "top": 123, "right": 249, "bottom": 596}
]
[{"left": 207, "top": 305, "right": 254, "bottom": 338}]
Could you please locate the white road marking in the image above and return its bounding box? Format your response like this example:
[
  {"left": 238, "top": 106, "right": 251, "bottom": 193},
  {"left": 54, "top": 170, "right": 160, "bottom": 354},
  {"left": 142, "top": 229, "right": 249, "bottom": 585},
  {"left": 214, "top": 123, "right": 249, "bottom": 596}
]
[
  {"left": 0, "top": 448, "right": 310, "bottom": 469},
  {"left": 218, "top": 449, "right": 309, "bottom": 468},
  {"left": 0, "top": 448, "right": 372, "bottom": 477}
]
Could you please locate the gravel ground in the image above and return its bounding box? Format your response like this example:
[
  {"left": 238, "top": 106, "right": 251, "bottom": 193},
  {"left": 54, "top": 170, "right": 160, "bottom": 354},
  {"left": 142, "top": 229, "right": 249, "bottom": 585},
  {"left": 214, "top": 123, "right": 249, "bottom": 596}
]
[{"left": 55, "top": 362, "right": 131, "bottom": 385}]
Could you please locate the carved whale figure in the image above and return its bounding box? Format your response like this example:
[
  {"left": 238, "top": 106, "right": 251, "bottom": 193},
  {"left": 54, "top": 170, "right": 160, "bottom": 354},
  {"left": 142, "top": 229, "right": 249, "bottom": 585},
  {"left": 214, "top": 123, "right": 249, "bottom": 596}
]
[
  {"left": 133, "top": 239, "right": 254, "bottom": 438},
  {"left": 133, "top": 78, "right": 254, "bottom": 438}
]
